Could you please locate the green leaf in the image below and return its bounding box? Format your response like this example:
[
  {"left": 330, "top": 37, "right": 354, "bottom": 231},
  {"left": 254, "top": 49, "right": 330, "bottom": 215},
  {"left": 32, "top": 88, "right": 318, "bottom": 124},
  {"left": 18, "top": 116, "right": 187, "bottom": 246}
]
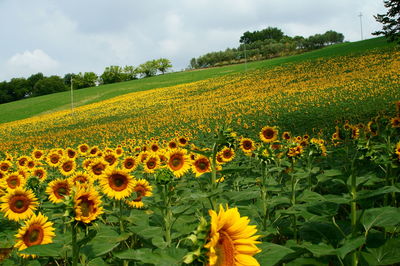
[
  {"left": 26, "top": 260, "right": 41, "bottom": 266},
  {"left": 224, "top": 190, "right": 260, "bottom": 201},
  {"left": 87, "top": 257, "right": 108, "bottom": 266},
  {"left": 337, "top": 236, "right": 366, "bottom": 259},
  {"left": 255, "top": 242, "right": 295, "bottom": 266},
  {"left": 286, "top": 257, "right": 327, "bottom": 266},
  {"left": 356, "top": 186, "right": 400, "bottom": 200},
  {"left": 361, "top": 207, "right": 400, "bottom": 233},
  {"left": 298, "top": 190, "right": 326, "bottom": 203},
  {"left": 362, "top": 238, "right": 400, "bottom": 265},
  {"left": 80, "top": 241, "right": 120, "bottom": 259},
  {"left": 131, "top": 225, "right": 163, "bottom": 239},
  {"left": 306, "top": 201, "right": 339, "bottom": 216},
  {"left": 114, "top": 248, "right": 153, "bottom": 260},
  {"left": 302, "top": 242, "right": 336, "bottom": 257},
  {"left": 19, "top": 243, "right": 63, "bottom": 257}
]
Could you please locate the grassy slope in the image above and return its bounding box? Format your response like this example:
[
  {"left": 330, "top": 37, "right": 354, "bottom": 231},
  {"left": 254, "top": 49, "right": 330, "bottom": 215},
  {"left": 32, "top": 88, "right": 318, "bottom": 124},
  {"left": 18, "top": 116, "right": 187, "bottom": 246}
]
[{"left": 0, "top": 37, "right": 394, "bottom": 124}]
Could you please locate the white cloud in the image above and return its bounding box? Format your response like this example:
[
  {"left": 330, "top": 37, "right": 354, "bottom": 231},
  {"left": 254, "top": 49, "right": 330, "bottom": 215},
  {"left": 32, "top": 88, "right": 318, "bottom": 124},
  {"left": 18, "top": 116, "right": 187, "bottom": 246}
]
[{"left": 6, "top": 49, "right": 59, "bottom": 78}]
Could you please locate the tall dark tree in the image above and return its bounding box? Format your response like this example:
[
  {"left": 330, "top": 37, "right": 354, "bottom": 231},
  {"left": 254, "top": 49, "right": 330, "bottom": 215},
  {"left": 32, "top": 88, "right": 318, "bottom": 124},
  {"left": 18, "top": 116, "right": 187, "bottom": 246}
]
[
  {"left": 33, "top": 76, "right": 66, "bottom": 96},
  {"left": 373, "top": 0, "right": 400, "bottom": 44}
]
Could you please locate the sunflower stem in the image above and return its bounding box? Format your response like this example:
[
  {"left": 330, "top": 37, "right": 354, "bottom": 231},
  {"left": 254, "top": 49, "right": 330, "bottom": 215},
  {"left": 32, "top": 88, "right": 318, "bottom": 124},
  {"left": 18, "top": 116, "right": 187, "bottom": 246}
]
[
  {"left": 71, "top": 221, "right": 79, "bottom": 266},
  {"left": 261, "top": 161, "right": 269, "bottom": 231},
  {"left": 349, "top": 148, "right": 358, "bottom": 266},
  {"left": 210, "top": 142, "right": 218, "bottom": 210},
  {"left": 290, "top": 160, "right": 298, "bottom": 242}
]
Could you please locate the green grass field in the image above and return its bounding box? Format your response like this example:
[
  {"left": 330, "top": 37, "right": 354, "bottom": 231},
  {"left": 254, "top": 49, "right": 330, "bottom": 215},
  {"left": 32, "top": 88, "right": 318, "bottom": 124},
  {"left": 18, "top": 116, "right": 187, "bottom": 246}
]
[{"left": 0, "top": 37, "right": 395, "bottom": 124}]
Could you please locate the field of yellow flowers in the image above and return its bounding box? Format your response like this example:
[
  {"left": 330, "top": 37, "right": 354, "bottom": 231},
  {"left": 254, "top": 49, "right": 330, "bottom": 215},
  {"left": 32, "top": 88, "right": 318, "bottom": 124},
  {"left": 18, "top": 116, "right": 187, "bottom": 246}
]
[{"left": 0, "top": 47, "right": 399, "bottom": 265}]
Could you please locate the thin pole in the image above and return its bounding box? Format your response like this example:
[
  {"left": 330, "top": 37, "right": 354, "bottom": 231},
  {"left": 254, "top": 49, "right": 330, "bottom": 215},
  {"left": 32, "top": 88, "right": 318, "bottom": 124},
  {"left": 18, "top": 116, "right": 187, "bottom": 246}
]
[
  {"left": 358, "top": 12, "right": 363, "bottom": 41},
  {"left": 70, "top": 77, "right": 74, "bottom": 113},
  {"left": 244, "top": 41, "right": 248, "bottom": 72}
]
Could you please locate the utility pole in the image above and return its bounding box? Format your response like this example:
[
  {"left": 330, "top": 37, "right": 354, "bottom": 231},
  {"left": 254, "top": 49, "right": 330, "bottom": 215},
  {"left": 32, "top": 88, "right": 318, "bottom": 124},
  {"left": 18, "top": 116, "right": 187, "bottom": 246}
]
[
  {"left": 358, "top": 12, "right": 363, "bottom": 41},
  {"left": 70, "top": 77, "right": 74, "bottom": 114}
]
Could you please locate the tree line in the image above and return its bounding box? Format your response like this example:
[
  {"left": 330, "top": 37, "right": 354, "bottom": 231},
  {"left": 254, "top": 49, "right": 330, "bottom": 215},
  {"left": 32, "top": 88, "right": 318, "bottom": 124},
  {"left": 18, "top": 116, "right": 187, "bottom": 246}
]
[
  {"left": 189, "top": 27, "right": 344, "bottom": 69},
  {"left": 0, "top": 58, "right": 172, "bottom": 104}
]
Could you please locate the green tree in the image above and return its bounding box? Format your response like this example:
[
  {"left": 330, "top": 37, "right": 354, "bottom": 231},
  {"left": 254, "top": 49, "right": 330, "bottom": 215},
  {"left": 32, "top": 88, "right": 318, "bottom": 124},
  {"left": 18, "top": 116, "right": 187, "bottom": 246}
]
[
  {"left": 156, "top": 58, "right": 172, "bottom": 74},
  {"left": 138, "top": 60, "right": 158, "bottom": 77},
  {"left": 122, "top": 65, "right": 138, "bottom": 81},
  {"left": 8, "top": 78, "right": 30, "bottom": 100},
  {"left": 27, "top": 73, "right": 44, "bottom": 95},
  {"left": 33, "top": 76, "right": 66, "bottom": 96},
  {"left": 100, "top": 66, "right": 124, "bottom": 84},
  {"left": 373, "top": 0, "right": 400, "bottom": 44}
]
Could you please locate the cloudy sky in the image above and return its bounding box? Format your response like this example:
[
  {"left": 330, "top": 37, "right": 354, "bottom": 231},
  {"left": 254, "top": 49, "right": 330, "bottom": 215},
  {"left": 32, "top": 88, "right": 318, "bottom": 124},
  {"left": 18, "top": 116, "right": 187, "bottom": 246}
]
[{"left": 0, "top": 0, "right": 387, "bottom": 81}]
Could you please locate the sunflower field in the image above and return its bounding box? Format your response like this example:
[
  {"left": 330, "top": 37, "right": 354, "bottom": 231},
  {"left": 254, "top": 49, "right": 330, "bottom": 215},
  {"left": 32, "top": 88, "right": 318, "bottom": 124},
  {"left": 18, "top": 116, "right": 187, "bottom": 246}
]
[{"left": 0, "top": 44, "right": 400, "bottom": 265}]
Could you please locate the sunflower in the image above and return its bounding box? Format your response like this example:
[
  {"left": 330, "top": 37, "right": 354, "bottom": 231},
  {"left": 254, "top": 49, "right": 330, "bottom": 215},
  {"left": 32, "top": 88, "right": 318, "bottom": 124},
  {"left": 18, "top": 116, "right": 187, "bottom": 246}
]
[
  {"left": 59, "top": 157, "right": 76, "bottom": 176},
  {"left": 282, "top": 131, "right": 291, "bottom": 141},
  {"left": 115, "top": 147, "right": 124, "bottom": 157},
  {"left": 78, "top": 144, "right": 90, "bottom": 156},
  {"left": 192, "top": 155, "right": 211, "bottom": 177},
  {"left": 46, "top": 152, "right": 62, "bottom": 167},
  {"left": 219, "top": 146, "right": 235, "bottom": 163},
  {"left": 0, "top": 161, "right": 12, "bottom": 173},
  {"left": 2, "top": 172, "right": 26, "bottom": 190},
  {"left": 138, "top": 151, "right": 149, "bottom": 164},
  {"left": 367, "top": 121, "right": 378, "bottom": 137},
  {"left": 149, "top": 142, "right": 160, "bottom": 153},
  {"left": 103, "top": 151, "right": 118, "bottom": 167},
  {"left": 143, "top": 155, "right": 160, "bottom": 174},
  {"left": 125, "top": 179, "right": 153, "bottom": 208},
  {"left": 14, "top": 213, "right": 55, "bottom": 257},
  {"left": 204, "top": 205, "right": 261, "bottom": 266},
  {"left": 166, "top": 148, "right": 190, "bottom": 178},
  {"left": 69, "top": 171, "right": 93, "bottom": 186},
  {"left": 288, "top": 145, "right": 304, "bottom": 158},
  {"left": 122, "top": 156, "right": 138, "bottom": 172},
  {"left": 87, "top": 158, "right": 109, "bottom": 179},
  {"left": 351, "top": 126, "right": 360, "bottom": 139},
  {"left": 391, "top": 117, "right": 400, "bottom": 128},
  {"left": 32, "top": 167, "right": 47, "bottom": 182},
  {"left": 30, "top": 149, "right": 42, "bottom": 161},
  {"left": 0, "top": 188, "right": 38, "bottom": 221},
  {"left": 259, "top": 126, "right": 278, "bottom": 143},
  {"left": 17, "top": 156, "right": 29, "bottom": 168},
  {"left": 168, "top": 139, "right": 179, "bottom": 150},
  {"left": 99, "top": 168, "right": 135, "bottom": 200},
  {"left": 88, "top": 146, "right": 100, "bottom": 157},
  {"left": 74, "top": 185, "right": 103, "bottom": 223},
  {"left": 26, "top": 159, "right": 36, "bottom": 170},
  {"left": 395, "top": 142, "right": 400, "bottom": 156},
  {"left": 45, "top": 179, "right": 71, "bottom": 204},
  {"left": 66, "top": 148, "right": 77, "bottom": 159},
  {"left": 177, "top": 136, "right": 189, "bottom": 147},
  {"left": 240, "top": 138, "right": 256, "bottom": 154}
]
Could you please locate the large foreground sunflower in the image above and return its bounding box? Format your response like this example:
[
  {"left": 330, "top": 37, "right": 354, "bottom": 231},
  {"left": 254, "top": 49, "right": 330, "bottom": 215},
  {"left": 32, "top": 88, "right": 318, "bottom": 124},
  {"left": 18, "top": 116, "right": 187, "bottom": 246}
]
[
  {"left": 74, "top": 185, "right": 103, "bottom": 223},
  {"left": 14, "top": 213, "right": 55, "bottom": 258},
  {"left": 204, "top": 205, "right": 261, "bottom": 266},
  {"left": 100, "top": 168, "right": 135, "bottom": 200},
  {"left": 0, "top": 188, "right": 38, "bottom": 221}
]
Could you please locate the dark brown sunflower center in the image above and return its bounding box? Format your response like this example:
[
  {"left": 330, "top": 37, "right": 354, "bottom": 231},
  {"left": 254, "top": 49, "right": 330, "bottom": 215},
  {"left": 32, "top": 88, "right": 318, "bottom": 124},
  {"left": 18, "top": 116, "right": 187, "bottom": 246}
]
[
  {"left": 169, "top": 142, "right": 177, "bottom": 149},
  {"left": 7, "top": 176, "right": 19, "bottom": 188},
  {"left": 223, "top": 150, "right": 233, "bottom": 158},
  {"left": 10, "top": 195, "right": 30, "bottom": 213},
  {"left": 215, "top": 231, "right": 235, "bottom": 266},
  {"left": 147, "top": 159, "right": 156, "bottom": 169},
  {"left": 80, "top": 146, "right": 88, "bottom": 152},
  {"left": 125, "top": 159, "right": 134, "bottom": 168},
  {"left": 0, "top": 164, "right": 8, "bottom": 171},
  {"left": 54, "top": 184, "right": 70, "bottom": 199},
  {"left": 50, "top": 155, "right": 60, "bottom": 164},
  {"left": 196, "top": 160, "right": 209, "bottom": 171},
  {"left": 151, "top": 145, "right": 159, "bottom": 152},
  {"left": 28, "top": 161, "right": 35, "bottom": 168},
  {"left": 68, "top": 150, "right": 76, "bottom": 158},
  {"left": 243, "top": 141, "right": 252, "bottom": 149},
  {"left": 62, "top": 162, "right": 73, "bottom": 172},
  {"left": 90, "top": 148, "right": 98, "bottom": 154},
  {"left": 79, "top": 196, "right": 94, "bottom": 217},
  {"left": 109, "top": 174, "right": 128, "bottom": 191},
  {"left": 92, "top": 163, "right": 105, "bottom": 175},
  {"left": 105, "top": 155, "right": 117, "bottom": 165},
  {"left": 19, "top": 158, "right": 27, "bottom": 166},
  {"left": 35, "top": 170, "right": 44, "bottom": 178},
  {"left": 134, "top": 186, "right": 145, "bottom": 202},
  {"left": 170, "top": 155, "right": 183, "bottom": 169},
  {"left": 34, "top": 152, "right": 42, "bottom": 159},
  {"left": 23, "top": 225, "right": 44, "bottom": 247},
  {"left": 263, "top": 129, "right": 274, "bottom": 138}
]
